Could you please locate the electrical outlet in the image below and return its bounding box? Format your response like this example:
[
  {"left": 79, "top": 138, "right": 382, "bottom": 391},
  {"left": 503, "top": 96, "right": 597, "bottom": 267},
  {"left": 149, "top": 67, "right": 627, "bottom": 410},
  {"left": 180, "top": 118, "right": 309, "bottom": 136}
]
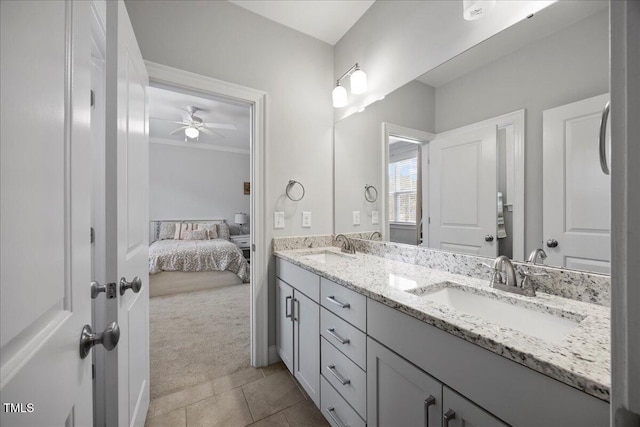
[
  {"left": 302, "top": 211, "right": 312, "bottom": 228},
  {"left": 353, "top": 211, "right": 361, "bottom": 226},
  {"left": 372, "top": 210, "right": 379, "bottom": 225},
  {"left": 274, "top": 212, "right": 285, "bottom": 229}
]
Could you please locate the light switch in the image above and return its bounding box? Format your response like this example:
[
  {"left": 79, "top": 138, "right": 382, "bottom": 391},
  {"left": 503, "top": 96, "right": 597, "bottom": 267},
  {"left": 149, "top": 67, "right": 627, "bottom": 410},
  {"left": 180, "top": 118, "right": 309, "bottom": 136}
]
[
  {"left": 302, "top": 211, "right": 312, "bottom": 228},
  {"left": 353, "top": 211, "right": 361, "bottom": 226},
  {"left": 372, "top": 210, "right": 379, "bottom": 225},
  {"left": 274, "top": 212, "right": 285, "bottom": 229}
]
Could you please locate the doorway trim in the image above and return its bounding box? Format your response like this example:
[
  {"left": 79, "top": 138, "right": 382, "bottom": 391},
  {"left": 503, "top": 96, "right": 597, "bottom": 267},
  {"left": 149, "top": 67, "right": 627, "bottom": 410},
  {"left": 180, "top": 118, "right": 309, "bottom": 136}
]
[{"left": 144, "top": 61, "right": 268, "bottom": 367}]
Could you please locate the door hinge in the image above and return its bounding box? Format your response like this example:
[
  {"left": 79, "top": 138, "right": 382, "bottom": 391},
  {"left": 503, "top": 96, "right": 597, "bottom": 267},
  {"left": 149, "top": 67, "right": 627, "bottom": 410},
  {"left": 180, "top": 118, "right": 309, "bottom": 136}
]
[
  {"left": 90, "top": 227, "right": 95, "bottom": 244},
  {"left": 428, "top": 217, "right": 431, "bottom": 224},
  {"left": 251, "top": 243, "right": 256, "bottom": 252},
  {"left": 90, "top": 90, "right": 95, "bottom": 107},
  {"left": 92, "top": 363, "right": 96, "bottom": 380}
]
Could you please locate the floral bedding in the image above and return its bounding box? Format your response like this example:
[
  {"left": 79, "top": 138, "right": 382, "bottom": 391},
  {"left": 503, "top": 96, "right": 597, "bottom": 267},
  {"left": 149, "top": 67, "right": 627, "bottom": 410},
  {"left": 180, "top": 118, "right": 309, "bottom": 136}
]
[{"left": 149, "top": 239, "right": 249, "bottom": 282}]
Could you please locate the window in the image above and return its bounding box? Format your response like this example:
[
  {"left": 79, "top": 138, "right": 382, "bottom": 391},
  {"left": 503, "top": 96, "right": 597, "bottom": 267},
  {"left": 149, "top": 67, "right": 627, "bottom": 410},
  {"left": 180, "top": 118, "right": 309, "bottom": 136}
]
[{"left": 388, "top": 156, "right": 418, "bottom": 223}]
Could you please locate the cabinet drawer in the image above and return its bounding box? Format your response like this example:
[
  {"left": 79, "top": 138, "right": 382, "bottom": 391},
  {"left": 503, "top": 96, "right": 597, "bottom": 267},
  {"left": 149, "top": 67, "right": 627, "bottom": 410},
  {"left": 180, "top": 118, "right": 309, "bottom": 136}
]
[
  {"left": 321, "top": 337, "right": 366, "bottom": 419},
  {"left": 320, "top": 278, "right": 366, "bottom": 331},
  {"left": 320, "top": 308, "right": 366, "bottom": 369},
  {"left": 276, "top": 258, "right": 320, "bottom": 302},
  {"left": 321, "top": 376, "right": 365, "bottom": 427}
]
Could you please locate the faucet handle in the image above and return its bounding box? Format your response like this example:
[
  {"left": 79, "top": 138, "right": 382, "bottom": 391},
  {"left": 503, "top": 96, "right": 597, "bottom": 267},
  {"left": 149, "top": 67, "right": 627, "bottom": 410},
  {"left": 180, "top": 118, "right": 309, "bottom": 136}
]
[{"left": 479, "top": 262, "right": 495, "bottom": 270}]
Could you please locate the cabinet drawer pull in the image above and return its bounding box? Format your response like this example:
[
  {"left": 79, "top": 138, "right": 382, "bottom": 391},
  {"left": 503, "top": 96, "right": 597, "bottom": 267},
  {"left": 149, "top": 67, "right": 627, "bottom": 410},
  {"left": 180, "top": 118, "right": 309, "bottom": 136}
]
[
  {"left": 424, "top": 395, "right": 436, "bottom": 427},
  {"left": 326, "top": 295, "right": 350, "bottom": 309},
  {"left": 327, "top": 364, "right": 351, "bottom": 385},
  {"left": 444, "top": 409, "right": 456, "bottom": 427},
  {"left": 326, "top": 328, "right": 350, "bottom": 345},
  {"left": 285, "top": 296, "right": 292, "bottom": 319},
  {"left": 325, "top": 407, "right": 346, "bottom": 427}
]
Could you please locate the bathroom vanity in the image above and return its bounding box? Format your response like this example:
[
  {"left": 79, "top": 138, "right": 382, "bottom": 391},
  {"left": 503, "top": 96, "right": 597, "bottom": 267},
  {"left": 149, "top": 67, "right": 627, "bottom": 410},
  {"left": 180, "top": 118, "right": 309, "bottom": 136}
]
[{"left": 274, "top": 241, "right": 610, "bottom": 427}]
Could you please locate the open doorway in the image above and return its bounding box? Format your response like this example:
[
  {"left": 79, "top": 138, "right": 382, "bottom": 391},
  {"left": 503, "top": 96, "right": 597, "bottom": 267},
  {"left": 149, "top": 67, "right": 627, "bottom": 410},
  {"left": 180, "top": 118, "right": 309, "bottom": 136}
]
[{"left": 145, "top": 83, "right": 253, "bottom": 399}]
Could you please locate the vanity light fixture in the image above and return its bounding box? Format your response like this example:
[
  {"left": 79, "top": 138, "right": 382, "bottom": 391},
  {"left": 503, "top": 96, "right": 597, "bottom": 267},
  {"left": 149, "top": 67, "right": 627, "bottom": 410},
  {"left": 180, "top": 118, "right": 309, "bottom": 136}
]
[
  {"left": 332, "top": 63, "right": 368, "bottom": 108},
  {"left": 463, "top": 0, "right": 496, "bottom": 20}
]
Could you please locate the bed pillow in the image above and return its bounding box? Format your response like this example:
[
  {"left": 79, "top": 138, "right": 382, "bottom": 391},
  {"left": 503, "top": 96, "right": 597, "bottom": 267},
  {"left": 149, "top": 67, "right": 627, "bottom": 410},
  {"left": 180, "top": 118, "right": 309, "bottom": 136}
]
[
  {"left": 158, "top": 222, "right": 177, "bottom": 240},
  {"left": 195, "top": 223, "right": 218, "bottom": 240},
  {"left": 182, "top": 229, "right": 207, "bottom": 240},
  {"left": 217, "top": 222, "right": 230, "bottom": 240},
  {"left": 174, "top": 223, "right": 195, "bottom": 239}
]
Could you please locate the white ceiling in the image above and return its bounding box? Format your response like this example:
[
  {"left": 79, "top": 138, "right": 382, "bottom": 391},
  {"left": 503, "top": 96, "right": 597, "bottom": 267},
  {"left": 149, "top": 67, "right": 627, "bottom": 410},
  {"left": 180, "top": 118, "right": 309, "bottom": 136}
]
[
  {"left": 148, "top": 85, "right": 251, "bottom": 152},
  {"left": 228, "top": 0, "right": 375, "bottom": 45}
]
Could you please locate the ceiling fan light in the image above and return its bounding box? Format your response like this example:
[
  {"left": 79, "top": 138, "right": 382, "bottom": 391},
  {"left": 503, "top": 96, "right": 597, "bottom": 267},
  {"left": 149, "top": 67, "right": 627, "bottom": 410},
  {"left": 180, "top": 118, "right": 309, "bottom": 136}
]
[
  {"left": 185, "top": 127, "right": 199, "bottom": 139},
  {"left": 350, "top": 67, "right": 367, "bottom": 95},
  {"left": 332, "top": 84, "right": 348, "bottom": 108}
]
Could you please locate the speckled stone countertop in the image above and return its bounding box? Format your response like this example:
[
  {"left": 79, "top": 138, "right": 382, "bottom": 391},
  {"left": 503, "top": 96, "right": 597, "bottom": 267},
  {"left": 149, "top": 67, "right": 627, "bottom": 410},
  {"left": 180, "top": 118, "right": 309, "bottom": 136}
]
[{"left": 274, "top": 246, "right": 611, "bottom": 402}]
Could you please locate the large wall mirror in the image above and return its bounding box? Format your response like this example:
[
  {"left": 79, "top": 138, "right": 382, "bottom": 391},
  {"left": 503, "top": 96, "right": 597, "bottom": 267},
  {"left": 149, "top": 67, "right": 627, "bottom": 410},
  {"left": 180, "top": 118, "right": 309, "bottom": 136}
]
[{"left": 334, "top": 1, "right": 610, "bottom": 274}]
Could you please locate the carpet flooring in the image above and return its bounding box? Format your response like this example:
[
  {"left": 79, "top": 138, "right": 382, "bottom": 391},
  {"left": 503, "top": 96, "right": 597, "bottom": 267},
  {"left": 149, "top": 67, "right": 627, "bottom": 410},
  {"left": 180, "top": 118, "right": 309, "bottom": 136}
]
[{"left": 149, "top": 283, "right": 251, "bottom": 399}]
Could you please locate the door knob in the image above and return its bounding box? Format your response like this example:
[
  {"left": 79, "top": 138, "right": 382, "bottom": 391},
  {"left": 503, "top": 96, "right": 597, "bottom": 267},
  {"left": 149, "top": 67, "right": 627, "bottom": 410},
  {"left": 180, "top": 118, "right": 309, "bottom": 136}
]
[
  {"left": 91, "top": 281, "right": 105, "bottom": 299},
  {"left": 120, "top": 276, "right": 142, "bottom": 296},
  {"left": 546, "top": 239, "right": 559, "bottom": 248},
  {"left": 485, "top": 234, "right": 494, "bottom": 242},
  {"left": 79, "top": 322, "right": 120, "bottom": 359}
]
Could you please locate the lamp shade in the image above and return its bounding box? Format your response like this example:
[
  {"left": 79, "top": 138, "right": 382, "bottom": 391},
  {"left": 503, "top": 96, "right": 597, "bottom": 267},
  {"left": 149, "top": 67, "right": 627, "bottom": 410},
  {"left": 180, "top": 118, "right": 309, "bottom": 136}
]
[
  {"left": 185, "top": 126, "right": 199, "bottom": 139},
  {"left": 332, "top": 84, "right": 348, "bottom": 108},
  {"left": 350, "top": 68, "right": 368, "bottom": 94},
  {"left": 463, "top": 0, "right": 495, "bottom": 20},
  {"left": 234, "top": 213, "right": 248, "bottom": 225}
]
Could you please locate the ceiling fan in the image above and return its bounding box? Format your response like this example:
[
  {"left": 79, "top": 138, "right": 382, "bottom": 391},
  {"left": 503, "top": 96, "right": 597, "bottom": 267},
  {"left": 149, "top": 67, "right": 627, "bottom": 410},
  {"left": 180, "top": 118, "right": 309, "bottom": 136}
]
[{"left": 164, "top": 106, "right": 237, "bottom": 141}]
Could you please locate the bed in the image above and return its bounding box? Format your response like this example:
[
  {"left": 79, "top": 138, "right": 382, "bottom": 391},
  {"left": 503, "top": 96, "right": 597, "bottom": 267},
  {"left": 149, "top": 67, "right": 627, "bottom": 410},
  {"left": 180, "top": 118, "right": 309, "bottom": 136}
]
[{"left": 149, "top": 220, "right": 250, "bottom": 297}]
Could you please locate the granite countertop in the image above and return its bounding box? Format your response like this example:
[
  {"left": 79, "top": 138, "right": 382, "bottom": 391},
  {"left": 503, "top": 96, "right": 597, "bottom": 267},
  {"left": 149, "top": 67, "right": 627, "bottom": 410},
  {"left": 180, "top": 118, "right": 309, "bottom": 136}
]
[{"left": 274, "top": 246, "right": 611, "bottom": 402}]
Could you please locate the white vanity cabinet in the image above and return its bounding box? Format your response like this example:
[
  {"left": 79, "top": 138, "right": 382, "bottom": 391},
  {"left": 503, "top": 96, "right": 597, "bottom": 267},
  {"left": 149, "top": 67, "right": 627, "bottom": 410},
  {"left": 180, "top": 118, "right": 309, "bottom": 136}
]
[
  {"left": 275, "top": 259, "right": 320, "bottom": 406},
  {"left": 367, "top": 337, "right": 507, "bottom": 427}
]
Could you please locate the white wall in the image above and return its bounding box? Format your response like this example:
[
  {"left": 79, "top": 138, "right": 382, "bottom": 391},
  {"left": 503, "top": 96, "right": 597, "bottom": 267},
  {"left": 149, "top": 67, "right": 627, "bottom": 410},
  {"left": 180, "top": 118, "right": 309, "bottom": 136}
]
[
  {"left": 334, "top": 80, "right": 434, "bottom": 234},
  {"left": 434, "top": 10, "right": 608, "bottom": 254},
  {"left": 125, "top": 0, "right": 333, "bottom": 349},
  {"left": 149, "top": 142, "right": 250, "bottom": 222},
  {"left": 333, "top": 0, "right": 554, "bottom": 121}
]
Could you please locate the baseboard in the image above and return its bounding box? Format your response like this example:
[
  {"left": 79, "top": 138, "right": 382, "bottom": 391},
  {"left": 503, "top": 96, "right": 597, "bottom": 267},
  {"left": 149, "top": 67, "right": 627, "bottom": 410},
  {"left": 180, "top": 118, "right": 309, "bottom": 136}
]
[{"left": 268, "top": 345, "right": 281, "bottom": 365}]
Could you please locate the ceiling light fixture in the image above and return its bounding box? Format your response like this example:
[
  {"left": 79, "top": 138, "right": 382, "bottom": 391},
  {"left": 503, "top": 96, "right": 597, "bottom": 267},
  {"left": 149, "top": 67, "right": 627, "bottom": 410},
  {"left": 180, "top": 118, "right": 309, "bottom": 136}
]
[
  {"left": 184, "top": 126, "right": 199, "bottom": 139},
  {"left": 332, "top": 63, "right": 368, "bottom": 108},
  {"left": 463, "top": 0, "right": 495, "bottom": 20}
]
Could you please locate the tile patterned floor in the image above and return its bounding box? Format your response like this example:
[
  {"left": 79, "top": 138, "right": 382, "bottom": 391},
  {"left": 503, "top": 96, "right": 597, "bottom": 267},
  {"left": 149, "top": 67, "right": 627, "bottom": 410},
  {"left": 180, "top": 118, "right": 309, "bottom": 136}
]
[{"left": 145, "top": 362, "right": 329, "bottom": 427}]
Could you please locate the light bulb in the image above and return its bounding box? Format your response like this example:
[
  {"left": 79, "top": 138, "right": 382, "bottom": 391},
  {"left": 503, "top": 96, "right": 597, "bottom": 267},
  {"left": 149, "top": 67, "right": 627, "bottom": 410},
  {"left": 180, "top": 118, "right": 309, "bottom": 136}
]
[
  {"left": 350, "top": 68, "right": 367, "bottom": 94},
  {"left": 185, "top": 127, "right": 199, "bottom": 139},
  {"left": 332, "top": 84, "right": 348, "bottom": 108},
  {"left": 463, "top": 0, "right": 495, "bottom": 20}
]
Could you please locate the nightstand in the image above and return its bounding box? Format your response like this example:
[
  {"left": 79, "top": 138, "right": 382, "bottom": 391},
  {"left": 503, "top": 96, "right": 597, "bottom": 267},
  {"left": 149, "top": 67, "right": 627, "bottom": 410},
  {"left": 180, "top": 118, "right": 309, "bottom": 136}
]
[{"left": 231, "top": 234, "right": 251, "bottom": 262}]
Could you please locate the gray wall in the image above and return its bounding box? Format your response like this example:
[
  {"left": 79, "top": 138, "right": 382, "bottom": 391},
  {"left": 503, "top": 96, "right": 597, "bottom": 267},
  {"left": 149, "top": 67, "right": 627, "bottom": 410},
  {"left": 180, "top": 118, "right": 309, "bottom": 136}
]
[
  {"left": 125, "top": 0, "right": 333, "bottom": 350},
  {"left": 434, "top": 10, "right": 608, "bottom": 254},
  {"left": 149, "top": 142, "right": 250, "bottom": 222},
  {"left": 334, "top": 80, "right": 434, "bottom": 234}
]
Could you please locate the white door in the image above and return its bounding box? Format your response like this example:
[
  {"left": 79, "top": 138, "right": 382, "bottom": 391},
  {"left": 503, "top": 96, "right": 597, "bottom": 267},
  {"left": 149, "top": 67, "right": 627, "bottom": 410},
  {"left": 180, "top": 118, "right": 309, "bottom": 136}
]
[
  {"left": 0, "top": 1, "right": 95, "bottom": 425},
  {"left": 429, "top": 125, "right": 498, "bottom": 257},
  {"left": 104, "top": 1, "right": 150, "bottom": 426},
  {"left": 543, "top": 93, "right": 610, "bottom": 273}
]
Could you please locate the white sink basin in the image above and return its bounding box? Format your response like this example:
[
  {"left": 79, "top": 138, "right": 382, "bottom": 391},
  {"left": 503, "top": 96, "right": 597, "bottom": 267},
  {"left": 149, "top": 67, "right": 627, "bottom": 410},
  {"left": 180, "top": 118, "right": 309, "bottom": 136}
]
[
  {"left": 303, "top": 251, "right": 353, "bottom": 265},
  {"left": 410, "top": 284, "right": 582, "bottom": 343}
]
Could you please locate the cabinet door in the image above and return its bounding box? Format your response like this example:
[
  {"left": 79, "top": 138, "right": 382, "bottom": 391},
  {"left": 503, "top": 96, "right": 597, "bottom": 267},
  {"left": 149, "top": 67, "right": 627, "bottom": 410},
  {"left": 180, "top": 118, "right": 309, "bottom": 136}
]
[
  {"left": 367, "top": 338, "right": 443, "bottom": 427},
  {"left": 276, "top": 279, "right": 294, "bottom": 372},
  {"left": 442, "top": 386, "right": 508, "bottom": 427},
  {"left": 294, "top": 291, "right": 320, "bottom": 406}
]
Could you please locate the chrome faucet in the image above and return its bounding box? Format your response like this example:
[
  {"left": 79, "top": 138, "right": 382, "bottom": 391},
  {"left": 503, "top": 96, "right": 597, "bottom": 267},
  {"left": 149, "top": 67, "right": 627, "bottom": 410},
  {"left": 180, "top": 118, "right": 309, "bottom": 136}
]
[
  {"left": 335, "top": 234, "right": 355, "bottom": 254},
  {"left": 369, "top": 231, "right": 382, "bottom": 240},
  {"left": 527, "top": 248, "right": 547, "bottom": 265},
  {"left": 488, "top": 255, "right": 538, "bottom": 297}
]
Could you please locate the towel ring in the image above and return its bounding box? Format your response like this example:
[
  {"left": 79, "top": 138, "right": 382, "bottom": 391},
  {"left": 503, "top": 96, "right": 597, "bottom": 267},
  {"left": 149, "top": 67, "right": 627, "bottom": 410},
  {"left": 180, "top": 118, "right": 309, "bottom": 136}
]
[
  {"left": 286, "top": 180, "right": 305, "bottom": 201},
  {"left": 364, "top": 184, "right": 378, "bottom": 202}
]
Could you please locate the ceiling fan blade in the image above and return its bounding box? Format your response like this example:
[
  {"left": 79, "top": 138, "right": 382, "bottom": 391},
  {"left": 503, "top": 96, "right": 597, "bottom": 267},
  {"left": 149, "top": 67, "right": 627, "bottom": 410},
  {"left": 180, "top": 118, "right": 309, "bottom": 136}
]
[
  {"left": 150, "top": 118, "right": 189, "bottom": 125},
  {"left": 204, "top": 123, "right": 237, "bottom": 130},
  {"left": 169, "top": 126, "right": 188, "bottom": 135},
  {"left": 200, "top": 128, "right": 225, "bottom": 138}
]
